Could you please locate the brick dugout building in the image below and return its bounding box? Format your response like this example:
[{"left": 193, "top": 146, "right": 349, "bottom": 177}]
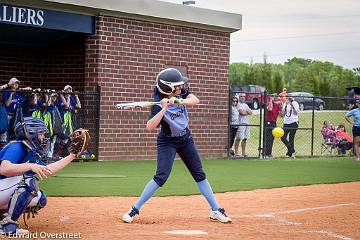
[{"left": 0, "top": 0, "right": 242, "bottom": 160}]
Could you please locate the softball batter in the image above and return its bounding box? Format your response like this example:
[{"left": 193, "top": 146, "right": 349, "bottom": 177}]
[{"left": 122, "top": 68, "right": 231, "bottom": 223}]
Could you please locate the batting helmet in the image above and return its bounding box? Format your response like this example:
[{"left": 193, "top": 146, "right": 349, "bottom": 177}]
[
  {"left": 15, "top": 117, "right": 50, "bottom": 157},
  {"left": 156, "top": 68, "right": 187, "bottom": 95}
]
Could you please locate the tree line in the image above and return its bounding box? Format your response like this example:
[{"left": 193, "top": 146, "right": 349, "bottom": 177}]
[{"left": 229, "top": 57, "right": 359, "bottom": 97}]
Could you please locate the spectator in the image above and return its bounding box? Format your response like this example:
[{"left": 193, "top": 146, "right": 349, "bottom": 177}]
[
  {"left": 263, "top": 95, "right": 282, "bottom": 158},
  {"left": 335, "top": 124, "right": 353, "bottom": 155},
  {"left": 347, "top": 88, "right": 355, "bottom": 110},
  {"left": 229, "top": 96, "right": 240, "bottom": 157},
  {"left": 234, "top": 93, "right": 252, "bottom": 158},
  {"left": 58, "top": 85, "right": 81, "bottom": 138},
  {"left": 30, "top": 88, "right": 45, "bottom": 119},
  {"left": 3, "top": 78, "right": 20, "bottom": 115},
  {"left": 2, "top": 77, "right": 23, "bottom": 141},
  {"left": 43, "top": 90, "right": 59, "bottom": 158},
  {"left": 279, "top": 88, "right": 288, "bottom": 104},
  {"left": 0, "top": 83, "right": 9, "bottom": 148},
  {"left": 281, "top": 96, "right": 300, "bottom": 158},
  {"left": 20, "top": 88, "right": 34, "bottom": 117},
  {"left": 57, "top": 85, "right": 81, "bottom": 156},
  {"left": 345, "top": 99, "right": 360, "bottom": 161},
  {"left": 321, "top": 120, "right": 336, "bottom": 144},
  {"left": 71, "top": 90, "right": 82, "bottom": 130}
]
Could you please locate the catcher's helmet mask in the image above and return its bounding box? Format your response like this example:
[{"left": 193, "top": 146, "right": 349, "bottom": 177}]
[
  {"left": 156, "top": 68, "right": 187, "bottom": 95},
  {"left": 15, "top": 117, "right": 50, "bottom": 157}
]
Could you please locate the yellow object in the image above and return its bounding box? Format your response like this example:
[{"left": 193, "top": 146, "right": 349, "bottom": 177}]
[
  {"left": 90, "top": 154, "right": 95, "bottom": 158},
  {"left": 272, "top": 127, "right": 284, "bottom": 139}
]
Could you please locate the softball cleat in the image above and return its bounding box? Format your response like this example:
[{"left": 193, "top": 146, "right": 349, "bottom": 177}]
[
  {"left": 209, "top": 208, "right": 232, "bottom": 223},
  {"left": 122, "top": 206, "right": 139, "bottom": 223}
]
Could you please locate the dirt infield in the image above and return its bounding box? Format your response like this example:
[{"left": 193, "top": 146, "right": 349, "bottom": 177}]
[{"left": 3, "top": 182, "right": 360, "bottom": 240}]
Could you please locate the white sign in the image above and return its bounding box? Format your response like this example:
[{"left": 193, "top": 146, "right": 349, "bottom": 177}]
[{"left": 0, "top": 4, "right": 44, "bottom": 26}]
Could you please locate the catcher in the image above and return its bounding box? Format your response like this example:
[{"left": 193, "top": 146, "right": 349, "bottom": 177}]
[{"left": 0, "top": 117, "right": 90, "bottom": 235}]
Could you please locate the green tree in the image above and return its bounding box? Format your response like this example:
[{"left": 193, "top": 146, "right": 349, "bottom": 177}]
[
  {"left": 243, "top": 64, "right": 256, "bottom": 85},
  {"left": 283, "top": 57, "right": 313, "bottom": 90},
  {"left": 229, "top": 57, "right": 358, "bottom": 97},
  {"left": 272, "top": 70, "right": 283, "bottom": 94},
  {"left": 319, "top": 78, "right": 330, "bottom": 96},
  {"left": 260, "top": 55, "right": 272, "bottom": 91},
  {"left": 229, "top": 63, "right": 248, "bottom": 86},
  {"left": 293, "top": 68, "right": 312, "bottom": 92}
]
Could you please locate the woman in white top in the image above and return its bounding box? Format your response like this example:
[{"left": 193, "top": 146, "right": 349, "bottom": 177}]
[
  {"left": 229, "top": 96, "right": 240, "bottom": 156},
  {"left": 281, "top": 96, "right": 300, "bottom": 158}
]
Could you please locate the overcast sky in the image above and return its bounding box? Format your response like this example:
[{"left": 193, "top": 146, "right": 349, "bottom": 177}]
[{"left": 160, "top": 0, "right": 360, "bottom": 70}]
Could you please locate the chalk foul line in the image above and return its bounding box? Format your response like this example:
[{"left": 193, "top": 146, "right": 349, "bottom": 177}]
[
  {"left": 236, "top": 203, "right": 355, "bottom": 239},
  {"left": 275, "top": 203, "right": 355, "bottom": 214},
  {"left": 306, "top": 230, "right": 352, "bottom": 240}
]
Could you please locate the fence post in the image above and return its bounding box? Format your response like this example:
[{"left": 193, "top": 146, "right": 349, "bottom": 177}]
[
  {"left": 95, "top": 85, "right": 101, "bottom": 161},
  {"left": 259, "top": 91, "right": 267, "bottom": 158},
  {"left": 311, "top": 96, "right": 315, "bottom": 156},
  {"left": 227, "top": 87, "right": 231, "bottom": 158}
]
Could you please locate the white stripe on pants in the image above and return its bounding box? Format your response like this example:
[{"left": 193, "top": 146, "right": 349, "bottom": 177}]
[{"left": 0, "top": 176, "right": 42, "bottom": 210}]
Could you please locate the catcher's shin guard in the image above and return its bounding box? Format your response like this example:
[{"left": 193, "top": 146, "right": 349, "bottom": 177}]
[
  {"left": 6, "top": 176, "right": 39, "bottom": 223},
  {"left": 24, "top": 190, "right": 47, "bottom": 220}
]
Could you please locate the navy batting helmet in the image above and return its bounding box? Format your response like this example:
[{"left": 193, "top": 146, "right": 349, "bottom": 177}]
[
  {"left": 156, "top": 68, "right": 187, "bottom": 95},
  {"left": 15, "top": 117, "right": 50, "bottom": 157}
]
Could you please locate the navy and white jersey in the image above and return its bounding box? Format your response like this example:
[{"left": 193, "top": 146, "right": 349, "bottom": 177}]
[
  {"left": 0, "top": 141, "right": 44, "bottom": 179},
  {"left": 151, "top": 88, "right": 190, "bottom": 137}
]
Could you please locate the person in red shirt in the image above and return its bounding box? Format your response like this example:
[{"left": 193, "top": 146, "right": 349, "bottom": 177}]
[
  {"left": 335, "top": 124, "right": 353, "bottom": 155},
  {"left": 263, "top": 95, "right": 282, "bottom": 158}
]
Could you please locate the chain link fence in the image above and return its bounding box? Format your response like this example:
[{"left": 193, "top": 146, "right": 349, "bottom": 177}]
[{"left": 228, "top": 89, "right": 353, "bottom": 159}]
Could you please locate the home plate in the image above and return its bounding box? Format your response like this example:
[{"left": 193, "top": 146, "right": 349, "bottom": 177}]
[{"left": 164, "top": 230, "right": 207, "bottom": 235}]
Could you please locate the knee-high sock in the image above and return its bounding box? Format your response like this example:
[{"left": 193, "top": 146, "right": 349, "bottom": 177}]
[
  {"left": 197, "top": 179, "right": 219, "bottom": 211},
  {"left": 134, "top": 179, "right": 159, "bottom": 211}
]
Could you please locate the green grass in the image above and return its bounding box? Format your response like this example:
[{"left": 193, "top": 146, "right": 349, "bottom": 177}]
[{"left": 40, "top": 157, "right": 360, "bottom": 197}]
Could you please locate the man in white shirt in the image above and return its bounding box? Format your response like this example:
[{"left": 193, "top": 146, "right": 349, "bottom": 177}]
[
  {"left": 234, "top": 93, "right": 252, "bottom": 158},
  {"left": 281, "top": 96, "right": 300, "bottom": 158}
]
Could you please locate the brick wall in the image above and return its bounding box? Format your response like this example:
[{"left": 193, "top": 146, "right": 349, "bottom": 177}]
[
  {"left": 0, "top": 15, "right": 231, "bottom": 161},
  {"left": 0, "top": 35, "right": 85, "bottom": 91},
  {"left": 86, "top": 16, "right": 230, "bottom": 160},
  {"left": 0, "top": 36, "right": 100, "bottom": 155}
]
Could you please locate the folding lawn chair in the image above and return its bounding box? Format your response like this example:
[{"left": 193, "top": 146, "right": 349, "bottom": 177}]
[{"left": 320, "top": 131, "right": 339, "bottom": 155}]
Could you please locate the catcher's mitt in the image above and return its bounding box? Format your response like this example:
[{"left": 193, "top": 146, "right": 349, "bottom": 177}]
[{"left": 69, "top": 128, "right": 91, "bottom": 157}]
